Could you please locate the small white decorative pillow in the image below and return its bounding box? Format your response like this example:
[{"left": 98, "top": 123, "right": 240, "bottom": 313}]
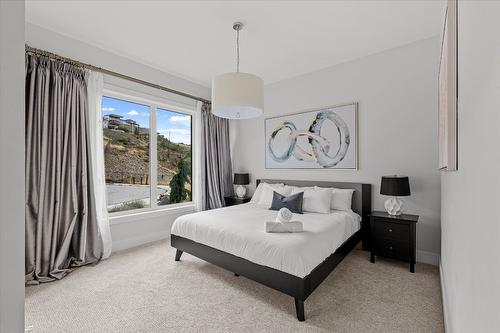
[
  {"left": 258, "top": 183, "right": 290, "bottom": 207},
  {"left": 316, "top": 186, "right": 355, "bottom": 211},
  {"left": 292, "top": 187, "right": 332, "bottom": 214}
]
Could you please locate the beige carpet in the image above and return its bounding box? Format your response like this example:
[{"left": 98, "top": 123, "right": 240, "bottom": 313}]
[{"left": 25, "top": 241, "right": 443, "bottom": 333}]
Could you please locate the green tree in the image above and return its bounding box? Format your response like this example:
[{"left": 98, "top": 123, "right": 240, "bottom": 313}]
[{"left": 169, "top": 157, "right": 191, "bottom": 203}]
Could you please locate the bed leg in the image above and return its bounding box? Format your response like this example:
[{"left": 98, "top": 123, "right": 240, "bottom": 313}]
[
  {"left": 294, "top": 298, "right": 305, "bottom": 321},
  {"left": 175, "top": 249, "right": 183, "bottom": 261}
]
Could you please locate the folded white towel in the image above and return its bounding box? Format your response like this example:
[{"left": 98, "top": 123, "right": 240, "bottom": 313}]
[
  {"left": 276, "top": 207, "right": 293, "bottom": 223},
  {"left": 265, "top": 221, "right": 303, "bottom": 233}
]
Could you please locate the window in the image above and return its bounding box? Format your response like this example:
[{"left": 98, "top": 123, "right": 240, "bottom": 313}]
[
  {"left": 102, "top": 94, "right": 193, "bottom": 214},
  {"left": 156, "top": 108, "right": 192, "bottom": 206}
]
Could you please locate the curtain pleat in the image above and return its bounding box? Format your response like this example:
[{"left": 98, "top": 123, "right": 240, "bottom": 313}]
[
  {"left": 201, "top": 103, "right": 234, "bottom": 209},
  {"left": 25, "top": 54, "right": 101, "bottom": 284}
]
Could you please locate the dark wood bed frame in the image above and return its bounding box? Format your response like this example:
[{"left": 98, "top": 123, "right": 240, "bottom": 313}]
[{"left": 171, "top": 179, "right": 372, "bottom": 321}]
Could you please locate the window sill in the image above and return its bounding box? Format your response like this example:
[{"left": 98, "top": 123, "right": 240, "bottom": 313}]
[{"left": 109, "top": 203, "right": 196, "bottom": 225}]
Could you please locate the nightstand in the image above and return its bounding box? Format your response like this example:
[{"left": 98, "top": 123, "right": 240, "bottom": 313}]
[
  {"left": 369, "top": 211, "right": 419, "bottom": 273},
  {"left": 224, "top": 196, "right": 251, "bottom": 207}
]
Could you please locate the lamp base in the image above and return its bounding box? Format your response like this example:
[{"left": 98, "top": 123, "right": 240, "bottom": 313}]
[
  {"left": 236, "top": 185, "right": 246, "bottom": 198},
  {"left": 384, "top": 197, "right": 403, "bottom": 216}
]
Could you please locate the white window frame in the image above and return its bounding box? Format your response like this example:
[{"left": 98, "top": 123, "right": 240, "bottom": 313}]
[{"left": 102, "top": 85, "right": 198, "bottom": 219}]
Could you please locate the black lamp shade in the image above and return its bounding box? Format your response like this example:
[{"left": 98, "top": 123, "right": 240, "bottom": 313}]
[
  {"left": 380, "top": 176, "right": 411, "bottom": 196},
  {"left": 234, "top": 173, "right": 249, "bottom": 185}
]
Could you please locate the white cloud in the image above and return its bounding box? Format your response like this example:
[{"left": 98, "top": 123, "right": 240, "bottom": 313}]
[
  {"left": 158, "top": 128, "right": 190, "bottom": 136},
  {"left": 127, "top": 110, "right": 139, "bottom": 116},
  {"left": 102, "top": 107, "right": 115, "bottom": 111},
  {"left": 158, "top": 128, "right": 191, "bottom": 144},
  {"left": 169, "top": 115, "right": 191, "bottom": 126}
]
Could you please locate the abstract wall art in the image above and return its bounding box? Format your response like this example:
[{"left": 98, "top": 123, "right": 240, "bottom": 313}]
[{"left": 265, "top": 103, "right": 358, "bottom": 169}]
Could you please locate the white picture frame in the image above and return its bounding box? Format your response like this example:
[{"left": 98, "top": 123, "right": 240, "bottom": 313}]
[{"left": 438, "top": 0, "right": 458, "bottom": 171}]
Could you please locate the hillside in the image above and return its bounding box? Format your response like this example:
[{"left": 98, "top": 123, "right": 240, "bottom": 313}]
[{"left": 103, "top": 128, "right": 191, "bottom": 186}]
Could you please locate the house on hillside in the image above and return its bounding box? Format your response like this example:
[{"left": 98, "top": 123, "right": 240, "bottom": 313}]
[
  {"left": 124, "top": 119, "right": 139, "bottom": 132},
  {"left": 102, "top": 114, "right": 141, "bottom": 133},
  {"left": 137, "top": 127, "right": 149, "bottom": 135},
  {"left": 103, "top": 114, "right": 124, "bottom": 129}
]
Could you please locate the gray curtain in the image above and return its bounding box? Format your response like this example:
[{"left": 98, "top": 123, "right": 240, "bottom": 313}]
[
  {"left": 25, "top": 54, "right": 101, "bottom": 284},
  {"left": 201, "top": 103, "right": 234, "bottom": 209}
]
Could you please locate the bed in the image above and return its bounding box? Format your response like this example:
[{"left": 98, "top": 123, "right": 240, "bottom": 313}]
[{"left": 171, "top": 179, "right": 372, "bottom": 321}]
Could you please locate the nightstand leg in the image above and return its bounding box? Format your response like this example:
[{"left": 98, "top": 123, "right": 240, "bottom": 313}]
[
  {"left": 370, "top": 252, "right": 375, "bottom": 263},
  {"left": 410, "top": 223, "right": 416, "bottom": 273}
]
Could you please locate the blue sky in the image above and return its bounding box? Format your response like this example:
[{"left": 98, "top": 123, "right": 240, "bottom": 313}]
[{"left": 102, "top": 96, "right": 191, "bottom": 144}]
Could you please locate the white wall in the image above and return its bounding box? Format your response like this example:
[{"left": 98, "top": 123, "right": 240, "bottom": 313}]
[
  {"left": 25, "top": 23, "right": 210, "bottom": 101},
  {"left": 0, "top": 1, "right": 25, "bottom": 332},
  {"left": 233, "top": 37, "right": 442, "bottom": 264},
  {"left": 26, "top": 23, "right": 211, "bottom": 253},
  {"left": 440, "top": 1, "right": 500, "bottom": 332}
]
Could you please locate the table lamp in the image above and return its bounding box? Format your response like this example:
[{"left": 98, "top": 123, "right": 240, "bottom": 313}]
[
  {"left": 234, "top": 173, "right": 250, "bottom": 198},
  {"left": 380, "top": 175, "right": 411, "bottom": 216}
]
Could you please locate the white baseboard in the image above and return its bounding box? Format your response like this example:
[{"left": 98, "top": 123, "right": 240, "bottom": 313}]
[
  {"left": 417, "top": 250, "right": 440, "bottom": 266},
  {"left": 440, "top": 261, "right": 451, "bottom": 333},
  {"left": 111, "top": 231, "right": 170, "bottom": 253}
]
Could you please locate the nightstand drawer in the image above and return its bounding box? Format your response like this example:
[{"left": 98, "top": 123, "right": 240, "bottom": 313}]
[
  {"left": 373, "top": 220, "right": 409, "bottom": 241},
  {"left": 375, "top": 239, "right": 409, "bottom": 260}
]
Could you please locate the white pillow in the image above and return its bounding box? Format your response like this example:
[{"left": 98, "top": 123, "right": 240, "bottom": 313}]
[
  {"left": 291, "top": 187, "right": 332, "bottom": 214},
  {"left": 250, "top": 182, "right": 264, "bottom": 203},
  {"left": 251, "top": 182, "right": 284, "bottom": 203},
  {"left": 289, "top": 185, "right": 315, "bottom": 192},
  {"left": 316, "top": 186, "right": 355, "bottom": 211},
  {"left": 284, "top": 185, "right": 314, "bottom": 194},
  {"left": 257, "top": 183, "right": 290, "bottom": 207}
]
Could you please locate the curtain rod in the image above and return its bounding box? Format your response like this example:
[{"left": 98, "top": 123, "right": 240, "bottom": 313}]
[{"left": 25, "top": 45, "right": 211, "bottom": 104}]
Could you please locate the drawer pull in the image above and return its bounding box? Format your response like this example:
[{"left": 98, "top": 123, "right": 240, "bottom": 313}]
[
  {"left": 389, "top": 246, "right": 393, "bottom": 250},
  {"left": 388, "top": 229, "right": 393, "bottom": 233}
]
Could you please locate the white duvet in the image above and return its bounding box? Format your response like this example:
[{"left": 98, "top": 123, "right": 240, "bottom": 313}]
[{"left": 171, "top": 203, "right": 361, "bottom": 278}]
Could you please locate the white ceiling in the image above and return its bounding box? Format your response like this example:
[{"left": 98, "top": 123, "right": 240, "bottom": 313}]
[{"left": 26, "top": 1, "right": 445, "bottom": 87}]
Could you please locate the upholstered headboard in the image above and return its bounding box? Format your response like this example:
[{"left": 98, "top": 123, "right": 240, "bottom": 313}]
[{"left": 256, "top": 179, "right": 372, "bottom": 250}]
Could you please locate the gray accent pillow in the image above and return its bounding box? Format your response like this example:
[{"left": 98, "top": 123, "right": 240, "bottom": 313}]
[{"left": 270, "top": 191, "right": 304, "bottom": 214}]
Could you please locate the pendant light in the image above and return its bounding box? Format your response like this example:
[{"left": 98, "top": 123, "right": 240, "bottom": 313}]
[{"left": 212, "top": 22, "right": 264, "bottom": 119}]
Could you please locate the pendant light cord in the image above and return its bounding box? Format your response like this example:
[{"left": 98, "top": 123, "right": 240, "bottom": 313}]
[{"left": 236, "top": 28, "right": 240, "bottom": 72}]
